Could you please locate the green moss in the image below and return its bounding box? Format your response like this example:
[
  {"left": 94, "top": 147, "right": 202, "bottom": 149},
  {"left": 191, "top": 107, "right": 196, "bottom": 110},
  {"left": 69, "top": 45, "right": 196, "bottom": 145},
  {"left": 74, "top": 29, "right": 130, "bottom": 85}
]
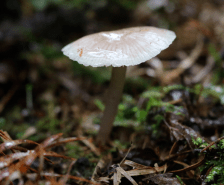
[
  {"left": 36, "top": 117, "right": 61, "bottom": 134},
  {"left": 113, "top": 139, "right": 130, "bottom": 150},
  {"left": 66, "top": 143, "right": 83, "bottom": 158},
  {"left": 192, "top": 137, "right": 224, "bottom": 184}
]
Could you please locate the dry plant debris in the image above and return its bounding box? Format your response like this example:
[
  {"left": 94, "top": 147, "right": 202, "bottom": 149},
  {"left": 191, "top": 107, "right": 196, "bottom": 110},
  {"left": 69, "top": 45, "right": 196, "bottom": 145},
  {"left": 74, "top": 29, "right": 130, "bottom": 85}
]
[
  {"left": 0, "top": 0, "right": 224, "bottom": 184},
  {"left": 0, "top": 131, "right": 99, "bottom": 185}
]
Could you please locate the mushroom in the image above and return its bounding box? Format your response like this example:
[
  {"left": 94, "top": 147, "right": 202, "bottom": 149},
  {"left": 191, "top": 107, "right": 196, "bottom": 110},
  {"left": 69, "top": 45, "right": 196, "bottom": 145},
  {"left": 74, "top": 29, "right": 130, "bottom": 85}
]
[{"left": 62, "top": 26, "right": 176, "bottom": 144}]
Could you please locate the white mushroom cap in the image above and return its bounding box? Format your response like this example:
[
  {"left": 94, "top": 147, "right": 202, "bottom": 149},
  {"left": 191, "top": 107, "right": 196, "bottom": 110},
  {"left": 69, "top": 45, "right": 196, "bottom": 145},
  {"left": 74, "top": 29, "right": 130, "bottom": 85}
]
[{"left": 62, "top": 26, "right": 176, "bottom": 67}]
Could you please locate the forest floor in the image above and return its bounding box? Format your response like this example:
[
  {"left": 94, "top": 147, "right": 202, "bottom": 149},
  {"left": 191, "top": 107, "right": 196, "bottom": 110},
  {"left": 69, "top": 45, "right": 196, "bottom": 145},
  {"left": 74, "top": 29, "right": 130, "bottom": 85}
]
[{"left": 0, "top": 0, "right": 224, "bottom": 184}]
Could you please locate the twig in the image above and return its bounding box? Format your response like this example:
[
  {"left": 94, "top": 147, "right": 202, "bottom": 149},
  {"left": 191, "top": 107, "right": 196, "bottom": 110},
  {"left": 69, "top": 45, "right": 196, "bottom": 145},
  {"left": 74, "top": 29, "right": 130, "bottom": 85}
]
[
  {"left": 169, "top": 156, "right": 205, "bottom": 173},
  {"left": 201, "top": 136, "right": 224, "bottom": 153},
  {"left": 192, "top": 55, "right": 215, "bottom": 83},
  {"left": 120, "top": 142, "right": 133, "bottom": 166}
]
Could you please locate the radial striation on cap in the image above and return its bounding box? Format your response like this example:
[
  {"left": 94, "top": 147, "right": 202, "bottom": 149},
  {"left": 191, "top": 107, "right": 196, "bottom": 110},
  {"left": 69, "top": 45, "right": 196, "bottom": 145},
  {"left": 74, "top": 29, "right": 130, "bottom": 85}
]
[{"left": 62, "top": 26, "right": 176, "bottom": 67}]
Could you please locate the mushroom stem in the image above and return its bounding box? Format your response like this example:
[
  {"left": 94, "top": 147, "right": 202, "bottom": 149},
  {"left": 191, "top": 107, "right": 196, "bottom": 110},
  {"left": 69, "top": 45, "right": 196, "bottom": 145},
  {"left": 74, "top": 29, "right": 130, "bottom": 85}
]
[{"left": 96, "top": 66, "right": 127, "bottom": 144}]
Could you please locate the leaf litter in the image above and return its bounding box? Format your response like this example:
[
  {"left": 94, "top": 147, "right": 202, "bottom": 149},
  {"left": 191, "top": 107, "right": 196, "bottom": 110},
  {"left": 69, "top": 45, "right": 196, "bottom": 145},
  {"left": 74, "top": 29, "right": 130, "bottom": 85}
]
[{"left": 1, "top": 0, "right": 224, "bottom": 184}]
